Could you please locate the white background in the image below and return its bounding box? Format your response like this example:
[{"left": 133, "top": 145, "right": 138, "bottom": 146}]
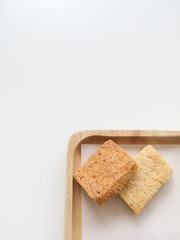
[{"left": 0, "top": 0, "right": 180, "bottom": 239}]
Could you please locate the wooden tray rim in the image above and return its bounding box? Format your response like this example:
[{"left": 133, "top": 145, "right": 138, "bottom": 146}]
[{"left": 64, "top": 130, "right": 180, "bottom": 240}]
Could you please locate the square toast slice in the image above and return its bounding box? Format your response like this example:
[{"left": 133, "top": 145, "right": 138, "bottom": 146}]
[
  {"left": 119, "top": 145, "right": 173, "bottom": 214},
  {"left": 74, "top": 140, "right": 137, "bottom": 206}
]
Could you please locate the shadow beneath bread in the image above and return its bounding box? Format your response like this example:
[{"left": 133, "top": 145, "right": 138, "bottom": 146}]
[{"left": 82, "top": 177, "right": 175, "bottom": 225}]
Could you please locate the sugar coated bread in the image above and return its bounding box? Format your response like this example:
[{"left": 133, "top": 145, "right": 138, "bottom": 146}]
[
  {"left": 119, "top": 145, "right": 173, "bottom": 214},
  {"left": 74, "top": 140, "right": 137, "bottom": 206}
]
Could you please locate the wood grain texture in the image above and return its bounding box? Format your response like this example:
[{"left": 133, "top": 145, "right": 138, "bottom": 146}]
[
  {"left": 64, "top": 130, "right": 180, "bottom": 240},
  {"left": 72, "top": 145, "right": 82, "bottom": 240}
]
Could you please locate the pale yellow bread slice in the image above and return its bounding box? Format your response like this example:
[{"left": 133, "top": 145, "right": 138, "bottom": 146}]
[{"left": 119, "top": 145, "right": 173, "bottom": 214}]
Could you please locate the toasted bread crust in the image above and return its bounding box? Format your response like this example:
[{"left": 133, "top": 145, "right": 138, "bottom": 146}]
[{"left": 74, "top": 140, "right": 136, "bottom": 206}]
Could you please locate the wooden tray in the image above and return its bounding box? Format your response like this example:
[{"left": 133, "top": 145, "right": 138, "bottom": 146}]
[{"left": 64, "top": 130, "right": 180, "bottom": 240}]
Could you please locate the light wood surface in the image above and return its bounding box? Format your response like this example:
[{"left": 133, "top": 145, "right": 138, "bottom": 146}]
[
  {"left": 64, "top": 130, "right": 180, "bottom": 240},
  {"left": 72, "top": 145, "right": 82, "bottom": 240}
]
